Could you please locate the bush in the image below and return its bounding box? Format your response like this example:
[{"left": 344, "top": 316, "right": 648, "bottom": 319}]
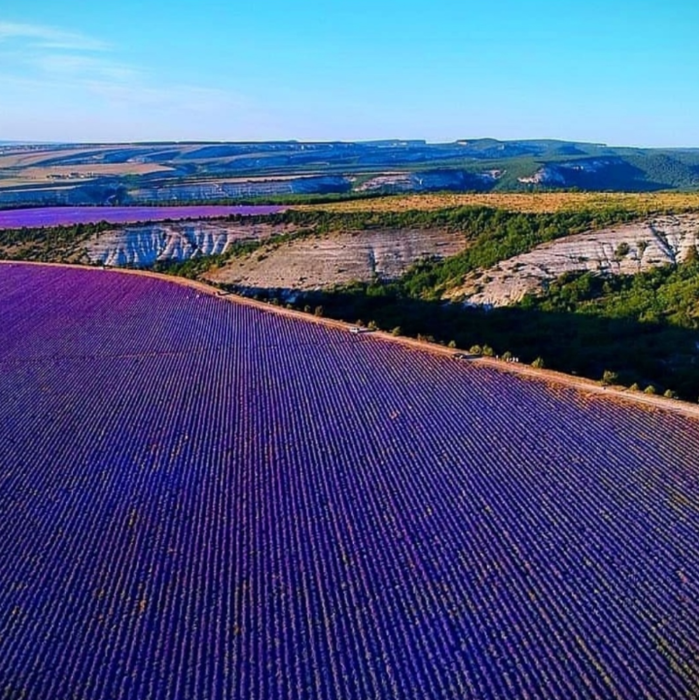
[
  {"left": 663, "top": 389, "right": 678, "bottom": 399},
  {"left": 614, "top": 241, "right": 630, "bottom": 258},
  {"left": 601, "top": 370, "right": 619, "bottom": 386},
  {"left": 469, "top": 344, "right": 483, "bottom": 356},
  {"left": 314, "top": 305, "right": 324, "bottom": 317},
  {"left": 447, "top": 340, "right": 457, "bottom": 348},
  {"left": 629, "top": 382, "right": 640, "bottom": 391},
  {"left": 391, "top": 326, "right": 402, "bottom": 337},
  {"left": 502, "top": 350, "right": 513, "bottom": 361},
  {"left": 482, "top": 345, "right": 495, "bottom": 357},
  {"left": 644, "top": 384, "right": 656, "bottom": 395},
  {"left": 532, "top": 357, "right": 545, "bottom": 369}
]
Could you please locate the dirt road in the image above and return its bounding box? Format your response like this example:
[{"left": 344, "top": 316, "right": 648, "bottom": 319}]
[{"left": 4, "top": 259, "right": 698, "bottom": 421}]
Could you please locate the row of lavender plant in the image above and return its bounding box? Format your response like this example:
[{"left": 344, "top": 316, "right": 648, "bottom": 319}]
[{"left": 0, "top": 263, "right": 698, "bottom": 698}]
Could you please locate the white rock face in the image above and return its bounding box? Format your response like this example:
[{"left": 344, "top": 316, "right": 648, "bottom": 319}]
[
  {"left": 355, "top": 170, "right": 504, "bottom": 192},
  {"left": 207, "top": 228, "right": 465, "bottom": 290},
  {"left": 127, "top": 176, "right": 351, "bottom": 202},
  {"left": 86, "top": 222, "right": 277, "bottom": 267},
  {"left": 451, "top": 214, "right": 699, "bottom": 307},
  {"left": 517, "top": 158, "right": 618, "bottom": 185},
  {"left": 518, "top": 167, "right": 566, "bottom": 185}
]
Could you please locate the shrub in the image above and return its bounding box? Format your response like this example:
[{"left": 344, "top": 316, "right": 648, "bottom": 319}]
[
  {"left": 482, "top": 345, "right": 495, "bottom": 357},
  {"left": 644, "top": 385, "right": 656, "bottom": 395},
  {"left": 532, "top": 357, "right": 545, "bottom": 369},
  {"left": 614, "top": 241, "right": 630, "bottom": 258},
  {"left": 601, "top": 370, "right": 619, "bottom": 386},
  {"left": 629, "top": 382, "right": 640, "bottom": 391},
  {"left": 314, "top": 305, "right": 324, "bottom": 317},
  {"left": 684, "top": 245, "right": 699, "bottom": 264},
  {"left": 447, "top": 340, "right": 457, "bottom": 349},
  {"left": 391, "top": 326, "right": 402, "bottom": 337},
  {"left": 469, "top": 345, "right": 483, "bottom": 355},
  {"left": 663, "top": 389, "right": 678, "bottom": 399}
]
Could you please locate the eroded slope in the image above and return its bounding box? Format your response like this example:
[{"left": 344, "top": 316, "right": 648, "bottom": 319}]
[
  {"left": 452, "top": 213, "right": 699, "bottom": 306},
  {"left": 206, "top": 228, "right": 465, "bottom": 290}
]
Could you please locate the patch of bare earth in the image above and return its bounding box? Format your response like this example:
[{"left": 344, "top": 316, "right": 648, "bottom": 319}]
[
  {"left": 206, "top": 228, "right": 465, "bottom": 290},
  {"left": 448, "top": 213, "right": 699, "bottom": 306}
]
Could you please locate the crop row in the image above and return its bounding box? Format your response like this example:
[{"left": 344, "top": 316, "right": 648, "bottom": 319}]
[{"left": 0, "top": 264, "right": 698, "bottom": 698}]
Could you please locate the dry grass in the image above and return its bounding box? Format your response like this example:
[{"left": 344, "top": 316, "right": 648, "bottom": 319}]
[
  {"left": 0, "top": 147, "right": 97, "bottom": 169},
  {"left": 306, "top": 192, "right": 699, "bottom": 215},
  {"left": 20, "top": 163, "right": 173, "bottom": 180}
]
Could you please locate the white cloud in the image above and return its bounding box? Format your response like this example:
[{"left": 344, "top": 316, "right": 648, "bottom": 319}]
[
  {"left": 0, "top": 21, "right": 109, "bottom": 51},
  {"left": 30, "top": 53, "right": 139, "bottom": 82},
  {"left": 0, "top": 21, "right": 263, "bottom": 140}
]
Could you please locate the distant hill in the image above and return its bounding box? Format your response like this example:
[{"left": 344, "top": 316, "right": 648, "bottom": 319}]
[{"left": 2, "top": 139, "right": 699, "bottom": 205}]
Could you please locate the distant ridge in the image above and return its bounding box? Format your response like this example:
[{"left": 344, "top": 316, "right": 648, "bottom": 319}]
[{"left": 2, "top": 138, "right": 699, "bottom": 206}]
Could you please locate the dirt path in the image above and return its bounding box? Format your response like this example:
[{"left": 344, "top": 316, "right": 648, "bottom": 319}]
[{"left": 4, "top": 259, "right": 699, "bottom": 421}]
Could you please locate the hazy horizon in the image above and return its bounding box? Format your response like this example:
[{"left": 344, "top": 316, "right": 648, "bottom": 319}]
[
  {"left": 2, "top": 1, "right": 699, "bottom": 147},
  {"left": 6, "top": 137, "right": 699, "bottom": 151}
]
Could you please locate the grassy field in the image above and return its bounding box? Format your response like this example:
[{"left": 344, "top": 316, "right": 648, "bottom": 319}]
[
  {"left": 307, "top": 191, "right": 699, "bottom": 214},
  {"left": 22, "top": 163, "right": 173, "bottom": 179},
  {"left": 0, "top": 163, "right": 173, "bottom": 185}
]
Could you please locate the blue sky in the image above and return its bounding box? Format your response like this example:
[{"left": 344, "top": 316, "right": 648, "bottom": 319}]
[{"left": 1, "top": 1, "right": 698, "bottom": 146}]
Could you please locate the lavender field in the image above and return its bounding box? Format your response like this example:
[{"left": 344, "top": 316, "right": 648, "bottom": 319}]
[
  {"left": 0, "top": 205, "right": 284, "bottom": 229},
  {"left": 1, "top": 263, "right": 699, "bottom": 699}
]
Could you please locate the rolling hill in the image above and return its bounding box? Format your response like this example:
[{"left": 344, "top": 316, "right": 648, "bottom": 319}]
[{"left": 3, "top": 139, "right": 699, "bottom": 206}]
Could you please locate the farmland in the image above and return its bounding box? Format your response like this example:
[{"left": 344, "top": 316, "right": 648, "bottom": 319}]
[
  {"left": 0, "top": 205, "right": 284, "bottom": 229},
  {"left": 1, "top": 263, "right": 699, "bottom": 698},
  {"left": 4, "top": 141, "right": 699, "bottom": 207}
]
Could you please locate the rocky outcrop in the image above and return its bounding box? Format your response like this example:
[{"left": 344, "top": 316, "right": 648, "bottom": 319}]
[
  {"left": 518, "top": 168, "right": 567, "bottom": 185},
  {"left": 450, "top": 214, "right": 699, "bottom": 307},
  {"left": 125, "top": 176, "right": 352, "bottom": 203},
  {"left": 85, "top": 221, "right": 286, "bottom": 267},
  {"left": 355, "top": 169, "right": 503, "bottom": 193},
  {"left": 518, "top": 158, "right": 621, "bottom": 186},
  {"left": 206, "top": 228, "right": 466, "bottom": 291}
]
